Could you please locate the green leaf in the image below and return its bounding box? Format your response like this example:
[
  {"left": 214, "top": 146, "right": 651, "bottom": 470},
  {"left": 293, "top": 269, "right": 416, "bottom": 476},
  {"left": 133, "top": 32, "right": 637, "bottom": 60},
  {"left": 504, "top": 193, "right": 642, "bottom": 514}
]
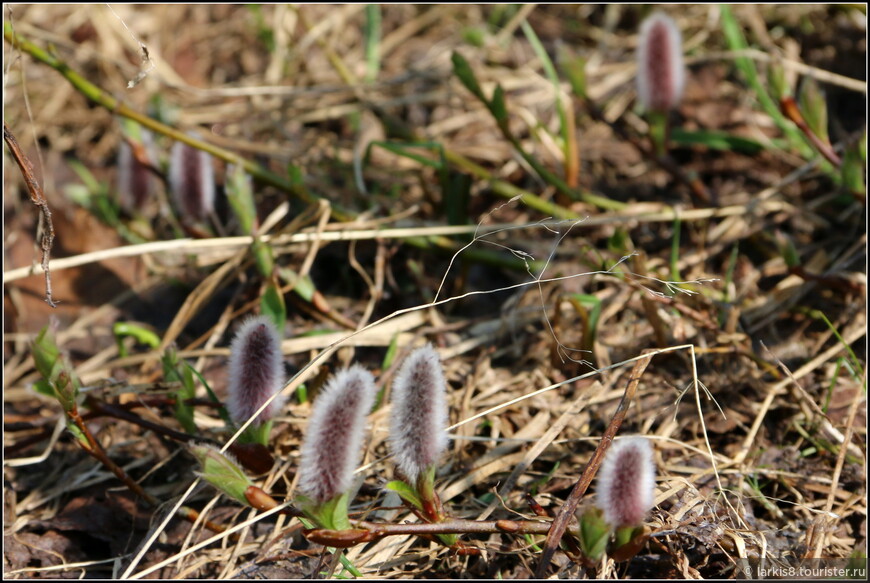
[
  {"left": 381, "top": 334, "right": 400, "bottom": 371},
  {"left": 162, "top": 346, "right": 198, "bottom": 434},
  {"left": 252, "top": 239, "right": 274, "bottom": 277},
  {"left": 613, "top": 524, "right": 638, "bottom": 549},
  {"left": 226, "top": 163, "right": 257, "bottom": 236},
  {"left": 610, "top": 525, "right": 649, "bottom": 562},
  {"left": 32, "top": 327, "right": 61, "bottom": 379},
  {"left": 31, "top": 327, "right": 78, "bottom": 411},
  {"left": 33, "top": 379, "right": 56, "bottom": 399},
  {"left": 767, "top": 59, "right": 790, "bottom": 102},
  {"left": 66, "top": 419, "right": 89, "bottom": 447},
  {"left": 798, "top": 77, "right": 829, "bottom": 144},
  {"left": 243, "top": 419, "right": 273, "bottom": 447},
  {"left": 297, "top": 492, "right": 352, "bottom": 531},
  {"left": 260, "top": 282, "right": 286, "bottom": 333},
  {"left": 577, "top": 506, "right": 611, "bottom": 562},
  {"left": 451, "top": 51, "right": 486, "bottom": 102},
  {"left": 416, "top": 464, "right": 438, "bottom": 507},
  {"left": 278, "top": 267, "right": 320, "bottom": 303},
  {"left": 385, "top": 480, "right": 423, "bottom": 511},
  {"left": 841, "top": 136, "right": 866, "bottom": 197},
  {"left": 190, "top": 444, "right": 254, "bottom": 506},
  {"left": 567, "top": 294, "right": 602, "bottom": 355},
  {"left": 462, "top": 26, "right": 486, "bottom": 48},
  {"left": 113, "top": 322, "right": 160, "bottom": 348},
  {"left": 775, "top": 231, "right": 800, "bottom": 268},
  {"left": 490, "top": 84, "right": 508, "bottom": 125}
]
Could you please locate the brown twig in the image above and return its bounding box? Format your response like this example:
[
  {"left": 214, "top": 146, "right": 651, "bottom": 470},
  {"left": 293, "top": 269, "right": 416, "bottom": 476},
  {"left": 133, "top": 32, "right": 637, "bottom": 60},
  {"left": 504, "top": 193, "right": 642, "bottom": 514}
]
[
  {"left": 67, "top": 404, "right": 161, "bottom": 505},
  {"left": 65, "top": 400, "right": 236, "bottom": 538},
  {"left": 303, "top": 516, "right": 556, "bottom": 549},
  {"left": 82, "top": 396, "right": 273, "bottom": 474},
  {"left": 4, "top": 395, "right": 221, "bottom": 457},
  {"left": 535, "top": 352, "right": 653, "bottom": 577},
  {"left": 3, "top": 121, "right": 57, "bottom": 307}
]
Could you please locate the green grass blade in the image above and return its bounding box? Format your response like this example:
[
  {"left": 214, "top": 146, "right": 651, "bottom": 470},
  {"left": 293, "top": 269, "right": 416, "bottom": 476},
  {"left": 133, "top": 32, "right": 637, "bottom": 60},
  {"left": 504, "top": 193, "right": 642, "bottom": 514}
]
[
  {"left": 364, "top": 5, "right": 381, "bottom": 83},
  {"left": 718, "top": 5, "right": 814, "bottom": 159}
]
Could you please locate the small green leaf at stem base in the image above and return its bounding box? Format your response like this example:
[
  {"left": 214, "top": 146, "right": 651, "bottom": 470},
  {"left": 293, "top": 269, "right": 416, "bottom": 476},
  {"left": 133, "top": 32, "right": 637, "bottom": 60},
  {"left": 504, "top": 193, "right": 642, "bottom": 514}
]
[
  {"left": 66, "top": 420, "right": 89, "bottom": 448},
  {"left": 385, "top": 480, "right": 423, "bottom": 511},
  {"left": 297, "top": 492, "right": 352, "bottom": 531},
  {"left": 240, "top": 420, "right": 272, "bottom": 447},
  {"left": 610, "top": 525, "right": 650, "bottom": 563},
  {"left": 577, "top": 506, "right": 611, "bottom": 563}
]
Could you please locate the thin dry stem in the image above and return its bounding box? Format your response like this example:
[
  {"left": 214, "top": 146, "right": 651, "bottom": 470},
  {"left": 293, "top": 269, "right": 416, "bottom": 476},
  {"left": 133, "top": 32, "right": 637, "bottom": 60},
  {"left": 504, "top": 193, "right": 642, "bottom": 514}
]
[{"left": 3, "top": 121, "right": 57, "bottom": 307}]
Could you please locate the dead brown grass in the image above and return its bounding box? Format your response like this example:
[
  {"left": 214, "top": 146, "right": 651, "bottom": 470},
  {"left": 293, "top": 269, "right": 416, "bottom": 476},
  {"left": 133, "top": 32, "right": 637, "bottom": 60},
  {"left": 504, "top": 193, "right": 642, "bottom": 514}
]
[{"left": 3, "top": 4, "right": 866, "bottom": 579}]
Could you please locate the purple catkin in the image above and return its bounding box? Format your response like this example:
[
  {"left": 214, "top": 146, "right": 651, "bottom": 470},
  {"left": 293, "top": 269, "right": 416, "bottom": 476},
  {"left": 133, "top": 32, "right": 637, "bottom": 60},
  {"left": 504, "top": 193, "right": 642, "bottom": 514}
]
[
  {"left": 636, "top": 12, "right": 685, "bottom": 113},
  {"left": 388, "top": 344, "right": 449, "bottom": 483},
  {"left": 595, "top": 436, "right": 656, "bottom": 528},
  {"left": 168, "top": 134, "right": 215, "bottom": 221},
  {"left": 297, "top": 365, "right": 377, "bottom": 503},
  {"left": 226, "top": 316, "right": 285, "bottom": 426},
  {"left": 116, "top": 131, "right": 156, "bottom": 213}
]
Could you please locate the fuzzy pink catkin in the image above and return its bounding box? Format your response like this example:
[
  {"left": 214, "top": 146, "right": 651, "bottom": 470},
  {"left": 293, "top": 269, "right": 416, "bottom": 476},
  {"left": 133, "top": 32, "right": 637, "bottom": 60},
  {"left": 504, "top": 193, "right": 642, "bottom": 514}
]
[
  {"left": 388, "top": 344, "right": 449, "bottom": 483},
  {"left": 169, "top": 134, "right": 215, "bottom": 221},
  {"left": 298, "top": 365, "right": 377, "bottom": 503},
  {"left": 636, "top": 12, "right": 685, "bottom": 113},
  {"left": 595, "top": 436, "right": 656, "bottom": 528},
  {"left": 226, "top": 316, "right": 285, "bottom": 426}
]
